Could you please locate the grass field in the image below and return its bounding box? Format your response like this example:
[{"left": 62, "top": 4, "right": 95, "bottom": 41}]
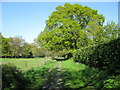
[{"left": 1, "top": 58, "right": 50, "bottom": 71}]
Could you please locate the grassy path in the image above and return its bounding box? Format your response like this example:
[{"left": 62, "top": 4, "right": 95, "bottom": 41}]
[
  {"left": 48, "top": 61, "right": 63, "bottom": 90},
  {"left": 42, "top": 61, "right": 63, "bottom": 90},
  {"left": 42, "top": 59, "right": 88, "bottom": 89}
]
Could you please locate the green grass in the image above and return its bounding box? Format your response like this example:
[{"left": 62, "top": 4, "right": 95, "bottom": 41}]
[
  {"left": 2, "top": 58, "right": 112, "bottom": 89},
  {"left": 60, "top": 59, "right": 86, "bottom": 71},
  {"left": 2, "top": 58, "right": 48, "bottom": 71},
  {"left": 60, "top": 59, "right": 107, "bottom": 89},
  {"left": 43, "top": 60, "right": 57, "bottom": 68},
  {"left": 2, "top": 58, "right": 43, "bottom": 62},
  {"left": 2, "top": 58, "right": 86, "bottom": 71}
]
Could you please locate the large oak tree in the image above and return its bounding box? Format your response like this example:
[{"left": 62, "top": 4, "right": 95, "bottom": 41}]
[{"left": 37, "top": 3, "right": 105, "bottom": 55}]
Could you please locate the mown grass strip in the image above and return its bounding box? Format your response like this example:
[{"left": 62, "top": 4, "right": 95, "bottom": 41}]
[{"left": 60, "top": 59, "right": 87, "bottom": 71}]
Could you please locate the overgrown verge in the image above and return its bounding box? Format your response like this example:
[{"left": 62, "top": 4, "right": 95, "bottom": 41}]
[{"left": 2, "top": 60, "right": 57, "bottom": 90}]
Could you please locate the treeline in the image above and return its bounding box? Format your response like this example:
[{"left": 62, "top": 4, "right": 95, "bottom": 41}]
[
  {"left": 0, "top": 33, "right": 49, "bottom": 58},
  {"left": 0, "top": 33, "right": 69, "bottom": 58}
]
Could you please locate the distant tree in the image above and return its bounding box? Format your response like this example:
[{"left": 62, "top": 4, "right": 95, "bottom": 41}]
[
  {"left": 49, "top": 49, "right": 68, "bottom": 59},
  {"left": 21, "top": 43, "right": 33, "bottom": 58},
  {"left": 0, "top": 33, "right": 2, "bottom": 56},
  {"left": 31, "top": 43, "right": 46, "bottom": 57},
  {"left": 36, "top": 3, "right": 105, "bottom": 57},
  {"left": 8, "top": 37, "right": 25, "bottom": 58},
  {"left": 0, "top": 33, "right": 10, "bottom": 57}
]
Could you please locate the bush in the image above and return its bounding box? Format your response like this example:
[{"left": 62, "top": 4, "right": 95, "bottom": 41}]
[
  {"left": 2, "top": 64, "right": 28, "bottom": 90},
  {"left": 103, "top": 75, "right": 120, "bottom": 88},
  {"left": 23, "top": 67, "right": 49, "bottom": 89}
]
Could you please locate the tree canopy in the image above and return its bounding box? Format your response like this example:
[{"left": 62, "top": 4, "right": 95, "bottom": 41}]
[{"left": 36, "top": 3, "right": 105, "bottom": 53}]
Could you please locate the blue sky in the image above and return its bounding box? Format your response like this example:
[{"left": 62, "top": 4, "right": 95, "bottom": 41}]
[{"left": 2, "top": 2, "right": 118, "bottom": 43}]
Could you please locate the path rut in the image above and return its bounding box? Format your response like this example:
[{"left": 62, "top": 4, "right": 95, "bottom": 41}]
[{"left": 42, "top": 61, "right": 63, "bottom": 90}]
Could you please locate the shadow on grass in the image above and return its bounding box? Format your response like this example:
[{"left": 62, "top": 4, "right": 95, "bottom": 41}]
[
  {"left": 54, "top": 58, "right": 68, "bottom": 61},
  {"left": 60, "top": 66, "right": 108, "bottom": 89}
]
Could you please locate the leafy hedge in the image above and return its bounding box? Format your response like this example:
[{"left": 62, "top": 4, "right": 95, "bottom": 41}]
[{"left": 73, "top": 38, "right": 120, "bottom": 74}]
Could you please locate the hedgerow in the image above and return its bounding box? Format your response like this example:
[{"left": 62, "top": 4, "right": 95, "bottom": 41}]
[{"left": 73, "top": 38, "right": 120, "bottom": 74}]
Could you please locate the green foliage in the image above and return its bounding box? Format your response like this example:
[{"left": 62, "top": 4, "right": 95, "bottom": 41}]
[
  {"left": 0, "top": 33, "right": 10, "bottom": 57},
  {"left": 21, "top": 43, "right": 33, "bottom": 58},
  {"left": 8, "top": 37, "right": 33, "bottom": 58},
  {"left": 73, "top": 45, "right": 90, "bottom": 66},
  {"left": 1, "top": 2, "right": 119, "bottom": 89},
  {"left": 73, "top": 37, "right": 120, "bottom": 74},
  {"left": 103, "top": 21, "right": 119, "bottom": 42},
  {"left": 2, "top": 64, "right": 28, "bottom": 90},
  {"left": 49, "top": 49, "right": 68, "bottom": 59},
  {"left": 1, "top": 34, "right": 34, "bottom": 58},
  {"left": 103, "top": 75, "right": 120, "bottom": 88},
  {"left": 2, "top": 59, "right": 57, "bottom": 89},
  {"left": 30, "top": 43, "right": 47, "bottom": 57},
  {"left": 36, "top": 3, "right": 104, "bottom": 53},
  {"left": 23, "top": 67, "right": 49, "bottom": 89},
  {"left": 2, "top": 58, "right": 120, "bottom": 89},
  {"left": 23, "top": 60, "right": 57, "bottom": 89}
]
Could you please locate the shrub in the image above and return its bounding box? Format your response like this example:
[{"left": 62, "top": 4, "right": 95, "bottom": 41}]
[
  {"left": 23, "top": 67, "right": 49, "bottom": 89},
  {"left": 2, "top": 64, "right": 27, "bottom": 90},
  {"left": 103, "top": 75, "right": 120, "bottom": 88}
]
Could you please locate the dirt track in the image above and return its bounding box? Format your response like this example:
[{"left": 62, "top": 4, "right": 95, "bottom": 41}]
[{"left": 42, "top": 61, "right": 63, "bottom": 90}]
